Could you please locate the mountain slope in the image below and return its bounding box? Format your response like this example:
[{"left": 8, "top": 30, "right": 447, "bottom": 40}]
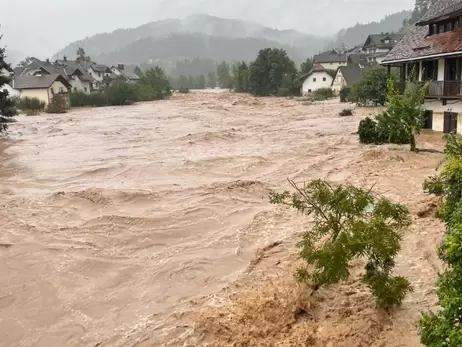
[
  {"left": 331, "top": 10, "right": 412, "bottom": 49},
  {"left": 57, "top": 14, "right": 326, "bottom": 62},
  {"left": 95, "top": 33, "right": 306, "bottom": 64}
]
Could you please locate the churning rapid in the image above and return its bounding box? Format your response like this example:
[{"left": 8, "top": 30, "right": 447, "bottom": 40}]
[{"left": 0, "top": 91, "right": 447, "bottom": 346}]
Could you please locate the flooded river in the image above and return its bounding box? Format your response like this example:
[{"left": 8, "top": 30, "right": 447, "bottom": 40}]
[{"left": 0, "top": 92, "right": 447, "bottom": 346}]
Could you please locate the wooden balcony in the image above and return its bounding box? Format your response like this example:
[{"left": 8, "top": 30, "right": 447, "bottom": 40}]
[{"left": 394, "top": 80, "right": 462, "bottom": 98}]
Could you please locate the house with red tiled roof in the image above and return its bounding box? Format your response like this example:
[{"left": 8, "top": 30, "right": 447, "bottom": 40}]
[
  {"left": 381, "top": 0, "right": 462, "bottom": 134},
  {"left": 300, "top": 64, "right": 335, "bottom": 95}
]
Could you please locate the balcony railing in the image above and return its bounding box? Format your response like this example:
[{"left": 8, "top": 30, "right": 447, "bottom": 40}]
[{"left": 394, "top": 81, "right": 462, "bottom": 98}]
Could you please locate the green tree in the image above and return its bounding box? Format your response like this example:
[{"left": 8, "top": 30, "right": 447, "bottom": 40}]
[
  {"left": 18, "top": 56, "right": 40, "bottom": 68},
  {"left": 420, "top": 135, "right": 462, "bottom": 346},
  {"left": 300, "top": 58, "right": 314, "bottom": 74},
  {"left": 138, "top": 66, "right": 172, "bottom": 100},
  {"left": 207, "top": 71, "right": 217, "bottom": 88},
  {"left": 76, "top": 47, "right": 91, "bottom": 62},
  {"left": 270, "top": 179, "right": 412, "bottom": 309},
  {"left": 231, "top": 61, "right": 249, "bottom": 93},
  {"left": 386, "top": 77, "right": 428, "bottom": 151},
  {"left": 0, "top": 37, "right": 17, "bottom": 132},
  {"left": 248, "top": 48, "right": 298, "bottom": 96},
  {"left": 216, "top": 61, "right": 232, "bottom": 89},
  {"left": 195, "top": 75, "right": 206, "bottom": 89},
  {"left": 105, "top": 78, "right": 136, "bottom": 105},
  {"left": 178, "top": 75, "right": 190, "bottom": 89},
  {"left": 352, "top": 66, "right": 391, "bottom": 106},
  {"left": 134, "top": 66, "right": 142, "bottom": 76}
]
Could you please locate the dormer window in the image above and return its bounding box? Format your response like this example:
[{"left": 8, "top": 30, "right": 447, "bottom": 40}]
[
  {"left": 429, "top": 18, "right": 460, "bottom": 36},
  {"left": 384, "top": 39, "right": 390, "bottom": 44}
]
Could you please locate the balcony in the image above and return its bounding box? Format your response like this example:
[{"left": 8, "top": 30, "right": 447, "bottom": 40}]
[{"left": 394, "top": 80, "right": 462, "bottom": 98}]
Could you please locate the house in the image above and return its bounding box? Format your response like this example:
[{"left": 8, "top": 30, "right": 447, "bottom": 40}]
[
  {"left": 363, "top": 33, "right": 404, "bottom": 64},
  {"left": 313, "top": 50, "right": 348, "bottom": 70},
  {"left": 88, "top": 64, "right": 112, "bottom": 83},
  {"left": 331, "top": 65, "right": 362, "bottom": 94},
  {"left": 111, "top": 64, "right": 140, "bottom": 83},
  {"left": 13, "top": 74, "right": 72, "bottom": 107},
  {"left": 300, "top": 64, "right": 334, "bottom": 95},
  {"left": 20, "top": 59, "right": 94, "bottom": 94},
  {"left": 381, "top": 0, "right": 462, "bottom": 134}
]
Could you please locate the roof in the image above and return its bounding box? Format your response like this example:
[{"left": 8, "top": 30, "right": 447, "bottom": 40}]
[
  {"left": 363, "top": 33, "right": 404, "bottom": 49},
  {"left": 383, "top": 0, "right": 462, "bottom": 63},
  {"left": 299, "top": 64, "right": 330, "bottom": 83},
  {"left": 313, "top": 50, "right": 348, "bottom": 63},
  {"left": 91, "top": 64, "right": 111, "bottom": 73},
  {"left": 417, "top": 0, "right": 462, "bottom": 25},
  {"left": 13, "top": 74, "right": 72, "bottom": 90},
  {"left": 13, "top": 66, "right": 25, "bottom": 76},
  {"left": 348, "top": 53, "right": 368, "bottom": 65},
  {"left": 334, "top": 65, "right": 362, "bottom": 85},
  {"left": 111, "top": 66, "right": 140, "bottom": 80}
]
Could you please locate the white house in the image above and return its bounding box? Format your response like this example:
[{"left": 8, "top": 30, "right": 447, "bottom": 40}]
[
  {"left": 111, "top": 64, "right": 140, "bottom": 83},
  {"left": 363, "top": 33, "right": 404, "bottom": 64},
  {"left": 381, "top": 0, "right": 462, "bottom": 134},
  {"left": 13, "top": 74, "right": 72, "bottom": 107},
  {"left": 331, "top": 65, "right": 362, "bottom": 94},
  {"left": 300, "top": 64, "right": 334, "bottom": 95},
  {"left": 313, "top": 50, "right": 348, "bottom": 70},
  {"left": 88, "top": 64, "right": 112, "bottom": 83}
]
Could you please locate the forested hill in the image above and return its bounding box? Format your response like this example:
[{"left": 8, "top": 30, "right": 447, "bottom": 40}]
[{"left": 331, "top": 10, "right": 412, "bottom": 49}]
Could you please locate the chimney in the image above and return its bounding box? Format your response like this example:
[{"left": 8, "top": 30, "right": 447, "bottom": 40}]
[
  {"left": 118, "top": 64, "right": 124, "bottom": 71},
  {"left": 64, "top": 56, "right": 67, "bottom": 61},
  {"left": 46, "top": 58, "right": 50, "bottom": 63}
]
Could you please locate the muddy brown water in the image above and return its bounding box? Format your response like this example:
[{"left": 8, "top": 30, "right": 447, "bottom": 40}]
[{"left": 0, "top": 92, "right": 447, "bottom": 346}]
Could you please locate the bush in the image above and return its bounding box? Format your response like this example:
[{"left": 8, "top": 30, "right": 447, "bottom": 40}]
[
  {"left": 70, "top": 91, "right": 108, "bottom": 107},
  {"left": 339, "top": 86, "right": 351, "bottom": 102},
  {"left": 339, "top": 108, "right": 353, "bottom": 117},
  {"left": 420, "top": 135, "right": 462, "bottom": 346},
  {"left": 105, "top": 79, "right": 136, "bottom": 106},
  {"left": 138, "top": 67, "right": 172, "bottom": 100},
  {"left": 46, "top": 94, "right": 67, "bottom": 114},
  {"left": 17, "top": 97, "right": 46, "bottom": 115},
  {"left": 270, "top": 179, "right": 412, "bottom": 310},
  {"left": 352, "top": 66, "right": 390, "bottom": 106},
  {"left": 312, "top": 87, "right": 334, "bottom": 101}
]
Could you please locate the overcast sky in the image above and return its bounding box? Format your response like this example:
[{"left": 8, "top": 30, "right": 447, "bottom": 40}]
[{"left": 1, "top": 0, "right": 414, "bottom": 61}]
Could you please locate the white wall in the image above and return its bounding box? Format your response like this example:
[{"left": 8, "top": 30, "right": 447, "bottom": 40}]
[
  {"left": 331, "top": 69, "right": 344, "bottom": 93},
  {"left": 70, "top": 76, "right": 91, "bottom": 94},
  {"left": 89, "top": 67, "right": 103, "bottom": 82},
  {"left": 111, "top": 67, "right": 123, "bottom": 77},
  {"left": 301, "top": 72, "right": 333, "bottom": 94}
]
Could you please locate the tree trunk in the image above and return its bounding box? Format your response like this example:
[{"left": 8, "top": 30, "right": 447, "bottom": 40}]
[{"left": 410, "top": 127, "right": 417, "bottom": 152}]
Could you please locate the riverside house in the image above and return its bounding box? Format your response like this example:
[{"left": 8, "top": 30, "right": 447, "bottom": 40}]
[{"left": 381, "top": 0, "right": 462, "bottom": 134}]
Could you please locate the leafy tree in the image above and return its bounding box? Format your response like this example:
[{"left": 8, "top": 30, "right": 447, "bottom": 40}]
[
  {"left": 138, "top": 66, "right": 172, "bottom": 100},
  {"left": 386, "top": 77, "right": 428, "bottom": 151},
  {"left": 178, "top": 75, "right": 190, "bottom": 89},
  {"left": 248, "top": 48, "right": 298, "bottom": 96},
  {"left": 134, "top": 66, "right": 142, "bottom": 76},
  {"left": 273, "top": 179, "right": 413, "bottom": 307},
  {"left": 0, "top": 38, "right": 17, "bottom": 131},
  {"left": 105, "top": 79, "right": 136, "bottom": 105},
  {"left": 46, "top": 94, "right": 67, "bottom": 114},
  {"left": 18, "top": 56, "right": 40, "bottom": 68},
  {"left": 270, "top": 179, "right": 412, "bottom": 309},
  {"left": 76, "top": 47, "right": 91, "bottom": 62},
  {"left": 300, "top": 58, "right": 314, "bottom": 74},
  {"left": 404, "top": 0, "right": 430, "bottom": 27},
  {"left": 420, "top": 135, "right": 462, "bottom": 346},
  {"left": 231, "top": 61, "right": 249, "bottom": 93},
  {"left": 207, "top": 71, "right": 217, "bottom": 88},
  {"left": 195, "top": 74, "right": 206, "bottom": 89},
  {"left": 312, "top": 87, "right": 334, "bottom": 101},
  {"left": 352, "top": 66, "right": 391, "bottom": 106},
  {"left": 216, "top": 61, "right": 232, "bottom": 89}
]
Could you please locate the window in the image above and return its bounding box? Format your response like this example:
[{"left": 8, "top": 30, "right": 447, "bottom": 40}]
[
  {"left": 430, "top": 18, "right": 460, "bottom": 36},
  {"left": 384, "top": 39, "right": 390, "bottom": 44},
  {"left": 313, "top": 78, "right": 316, "bottom": 82},
  {"left": 59, "top": 87, "right": 64, "bottom": 93},
  {"left": 323, "top": 77, "right": 326, "bottom": 81},
  {"left": 89, "top": 72, "right": 92, "bottom": 76},
  {"left": 98, "top": 72, "right": 101, "bottom": 77},
  {"left": 308, "top": 89, "right": 312, "bottom": 93},
  {"left": 438, "top": 23, "right": 445, "bottom": 33}
]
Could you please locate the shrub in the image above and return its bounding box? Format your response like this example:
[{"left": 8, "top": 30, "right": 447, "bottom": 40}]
[
  {"left": 270, "top": 179, "right": 412, "bottom": 310},
  {"left": 17, "top": 97, "right": 46, "bottom": 115},
  {"left": 420, "top": 134, "right": 462, "bottom": 346},
  {"left": 105, "top": 79, "right": 136, "bottom": 106},
  {"left": 46, "top": 94, "right": 67, "bottom": 114},
  {"left": 352, "top": 66, "right": 390, "bottom": 106},
  {"left": 339, "top": 86, "right": 352, "bottom": 102},
  {"left": 339, "top": 108, "right": 353, "bottom": 117},
  {"left": 133, "top": 84, "right": 158, "bottom": 101},
  {"left": 70, "top": 91, "right": 108, "bottom": 107},
  {"left": 312, "top": 87, "right": 334, "bottom": 101},
  {"left": 138, "top": 66, "right": 172, "bottom": 100},
  {"left": 89, "top": 92, "right": 108, "bottom": 107}
]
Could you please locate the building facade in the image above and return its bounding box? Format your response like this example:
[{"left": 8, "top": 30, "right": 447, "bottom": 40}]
[
  {"left": 300, "top": 64, "right": 334, "bottom": 95},
  {"left": 313, "top": 50, "right": 348, "bottom": 70},
  {"left": 381, "top": 0, "right": 462, "bottom": 134},
  {"left": 363, "top": 33, "right": 404, "bottom": 64}
]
